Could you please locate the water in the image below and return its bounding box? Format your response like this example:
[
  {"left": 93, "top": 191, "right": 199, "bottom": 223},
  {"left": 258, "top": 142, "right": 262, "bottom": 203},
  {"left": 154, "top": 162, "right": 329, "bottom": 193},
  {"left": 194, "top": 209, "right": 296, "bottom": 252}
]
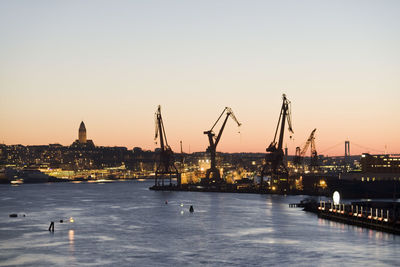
[{"left": 0, "top": 181, "right": 399, "bottom": 266}]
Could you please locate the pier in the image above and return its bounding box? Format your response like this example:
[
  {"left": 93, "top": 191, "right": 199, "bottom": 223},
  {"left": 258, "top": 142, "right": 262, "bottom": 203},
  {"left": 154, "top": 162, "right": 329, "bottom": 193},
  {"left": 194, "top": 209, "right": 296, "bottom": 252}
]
[{"left": 314, "top": 201, "right": 400, "bottom": 235}]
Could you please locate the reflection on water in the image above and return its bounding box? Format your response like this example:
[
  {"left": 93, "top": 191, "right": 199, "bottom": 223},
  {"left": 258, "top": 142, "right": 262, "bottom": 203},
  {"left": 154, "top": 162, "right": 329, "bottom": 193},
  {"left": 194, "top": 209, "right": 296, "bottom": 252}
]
[
  {"left": 318, "top": 216, "right": 394, "bottom": 242},
  {"left": 68, "top": 230, "right": 74, "bottom": 252},
  {"left": 0, "top": 181, "right": 399, "bottom": 266}
]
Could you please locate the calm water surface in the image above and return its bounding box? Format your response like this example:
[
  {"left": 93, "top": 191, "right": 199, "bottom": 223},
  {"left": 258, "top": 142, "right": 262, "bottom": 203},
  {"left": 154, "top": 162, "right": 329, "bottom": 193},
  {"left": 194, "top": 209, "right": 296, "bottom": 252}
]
[{"left": 0, "top": 181, "right": 399, "bottom": 266}]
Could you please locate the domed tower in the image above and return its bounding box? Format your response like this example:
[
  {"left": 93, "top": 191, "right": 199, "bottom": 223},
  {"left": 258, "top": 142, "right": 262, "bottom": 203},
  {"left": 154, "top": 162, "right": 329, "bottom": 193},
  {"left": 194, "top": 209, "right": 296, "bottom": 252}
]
[{"left": 79, "top": 121, "right": 87, "bottom": 144}]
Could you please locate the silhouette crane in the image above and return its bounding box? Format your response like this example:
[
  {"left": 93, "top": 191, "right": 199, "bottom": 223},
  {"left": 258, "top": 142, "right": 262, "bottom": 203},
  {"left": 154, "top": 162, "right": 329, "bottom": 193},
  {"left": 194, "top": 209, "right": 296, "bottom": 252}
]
[
  {"left": 260, "top": 94, "right": 294, "bottom": 190},
  {"left": 154, "top": 105, "right": 180, "bottom": 187},
  {"left": 203, "top": 107, "right": 241, "bottom": 184},
  {"left": 294, "top": 128, "right": 319, "bottom": 171}
]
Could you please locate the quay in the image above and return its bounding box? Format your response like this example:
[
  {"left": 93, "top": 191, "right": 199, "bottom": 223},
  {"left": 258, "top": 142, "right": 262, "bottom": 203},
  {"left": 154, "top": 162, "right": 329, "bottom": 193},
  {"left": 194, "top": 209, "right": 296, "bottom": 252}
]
[
  {"left": 308, "top": 200, "right": 400, "bottom": 235},
  {"left": 149, "top": 183, "right": 307, "bottom": 195},
  {"left": 150, "top": 184, "right": 273, "bottom": 194}
]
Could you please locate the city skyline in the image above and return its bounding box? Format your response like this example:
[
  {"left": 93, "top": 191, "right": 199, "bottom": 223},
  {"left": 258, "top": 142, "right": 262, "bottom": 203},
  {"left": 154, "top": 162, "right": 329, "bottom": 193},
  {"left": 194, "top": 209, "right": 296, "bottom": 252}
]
[
  {"left": 0, "top": 118, "right": 396, "bottom": 157},
  {"left": 1, "top": 1, "right": 399, "bottom": 156}
]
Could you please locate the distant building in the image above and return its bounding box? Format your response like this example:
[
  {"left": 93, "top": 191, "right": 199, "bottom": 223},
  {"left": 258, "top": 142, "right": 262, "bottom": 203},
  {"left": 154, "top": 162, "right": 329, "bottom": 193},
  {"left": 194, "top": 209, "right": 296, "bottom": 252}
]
[
  {"left": 71, "top": 121, "right": 95, "bottom": 149},
  {"left": 79, "top": 121, "right": 87, "bottom": 144},
  {"left": 341, "top": 153, "right": 400, "bottom": 181},
  {"left": 361, "top": 153, "right": 400, "bottom": 173}
]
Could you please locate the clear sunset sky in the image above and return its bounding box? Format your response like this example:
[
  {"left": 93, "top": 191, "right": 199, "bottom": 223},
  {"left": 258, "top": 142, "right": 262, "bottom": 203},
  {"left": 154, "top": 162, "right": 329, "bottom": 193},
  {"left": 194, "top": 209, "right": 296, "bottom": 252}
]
[{"left": 1, "top": 0, "right": 399, "bottom": 156}]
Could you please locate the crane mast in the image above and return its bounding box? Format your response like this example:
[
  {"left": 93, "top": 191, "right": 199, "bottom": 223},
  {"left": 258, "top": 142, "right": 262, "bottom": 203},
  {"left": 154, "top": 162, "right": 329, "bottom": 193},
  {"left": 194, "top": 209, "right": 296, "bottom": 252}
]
[
  {"left": 203, "top": 107, "right": 241, "bottom": 184},
  {"left": 261, "top": 94, "right": 294, "bottom": 191},
  {"left": 155, "top": 106, "right": 169, "bottom": 152},
  {"left": 154, "top": 105, "right": 180, "bottom": 187},
  {"left": 309, "top": 134, "right": 318, "bottom": 170}
]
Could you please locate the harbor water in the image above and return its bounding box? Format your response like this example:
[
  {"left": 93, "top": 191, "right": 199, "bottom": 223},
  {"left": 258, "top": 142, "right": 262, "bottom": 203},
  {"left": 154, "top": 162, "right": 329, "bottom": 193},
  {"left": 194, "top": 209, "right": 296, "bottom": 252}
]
[{"left": 0, "top": 180, "right": 399, "bottom": 266}]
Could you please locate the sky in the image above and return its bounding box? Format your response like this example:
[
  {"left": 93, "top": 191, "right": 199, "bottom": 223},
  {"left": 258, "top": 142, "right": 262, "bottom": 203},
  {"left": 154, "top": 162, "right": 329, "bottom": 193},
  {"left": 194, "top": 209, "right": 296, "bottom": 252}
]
[{"left": 0, "top": 0, "right": 399, "bottom": 156}]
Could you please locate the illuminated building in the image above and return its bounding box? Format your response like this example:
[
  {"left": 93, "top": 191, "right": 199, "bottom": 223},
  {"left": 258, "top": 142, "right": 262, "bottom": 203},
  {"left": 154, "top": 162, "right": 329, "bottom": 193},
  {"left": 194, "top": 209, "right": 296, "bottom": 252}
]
[
  {"left": 360, "top": 153, "right": 400, "bottom": 173},
  {"left": 340, "top": 153, "right": 400, "bottom": 181}
]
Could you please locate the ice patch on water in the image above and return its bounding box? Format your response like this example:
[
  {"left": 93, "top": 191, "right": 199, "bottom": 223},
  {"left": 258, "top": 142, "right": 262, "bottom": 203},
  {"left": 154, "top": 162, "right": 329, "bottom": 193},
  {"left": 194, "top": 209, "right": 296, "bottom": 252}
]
[
  {"left": 122, "top": 244, "right": 160, "bottom": 252},
  {"left": 125, "top": 225, "right": 143, "bottom": 230},
  {"left": 0, "top": 253, "right": 70, "bottom": 266},
  {"left": 246, "top": 237, "right": 300, "bottom": 245},
  {"left": 55, "top": 207, "right": 83, "bottom": 211},
  {"left": 95, "top": 235, "right": 115, "bottom": 241},
  {"left": 223, "top": 227, "right": 274, "bottom": 237}
]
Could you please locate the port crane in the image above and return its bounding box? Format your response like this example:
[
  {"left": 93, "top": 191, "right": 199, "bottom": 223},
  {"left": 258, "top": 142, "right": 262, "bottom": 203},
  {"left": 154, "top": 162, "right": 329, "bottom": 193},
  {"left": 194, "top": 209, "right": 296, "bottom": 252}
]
[
  {"left": 294, "top": 128, "right": 319, "bottom": 170},
  {"left": 260, "top": 94, "right": 294, "bottom": 189},
  {"left": 204, "top": 107, "right": 241, "bottom": 184},
  {"left": 154, "top": 105, "right": 180, "bottom": 187}
]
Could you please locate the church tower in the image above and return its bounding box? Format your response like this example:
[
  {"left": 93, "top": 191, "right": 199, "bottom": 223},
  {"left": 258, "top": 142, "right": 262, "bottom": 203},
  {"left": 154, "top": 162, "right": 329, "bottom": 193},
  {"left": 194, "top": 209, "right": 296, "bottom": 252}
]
[{"left": 79, "top": 121, "right": 87, "bottom": 144}]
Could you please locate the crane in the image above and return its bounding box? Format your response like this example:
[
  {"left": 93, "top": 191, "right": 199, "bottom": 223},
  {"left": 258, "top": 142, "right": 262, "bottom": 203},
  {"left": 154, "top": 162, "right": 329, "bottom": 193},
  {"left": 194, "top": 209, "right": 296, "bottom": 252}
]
[
  {"left": 260, "top": 94, "right": 294, "bottom": 189},
  {"left": 294, "top": 128, "right": 318, "bottom": 170},
  {"left": 203, "top": 107, "right": 241, "bottom": 184},
  {"left": 154, "top": 105, "right": 180, "bottom": 187}
]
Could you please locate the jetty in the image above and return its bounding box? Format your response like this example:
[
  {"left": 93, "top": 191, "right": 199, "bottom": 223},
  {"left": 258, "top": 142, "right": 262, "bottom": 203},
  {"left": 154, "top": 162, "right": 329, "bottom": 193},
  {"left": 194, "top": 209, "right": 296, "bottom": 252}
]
[{"left": 299, "top": 200, "right": 400, "bottom": 235}]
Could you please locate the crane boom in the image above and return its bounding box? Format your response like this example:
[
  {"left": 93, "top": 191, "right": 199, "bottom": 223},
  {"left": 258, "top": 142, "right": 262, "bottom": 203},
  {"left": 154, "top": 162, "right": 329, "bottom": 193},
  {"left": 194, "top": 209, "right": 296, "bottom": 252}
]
[
  {"left": 154, "top": 105, "right": 170, "bottom": 151},
  {"left": 267, "top": 94, "right": 294, "bottom": 152},
  {"left": 294, "top": 128, "right": 319, "bottom": 170},
  {"left": 299, "top": 128, "right": 316, "bottom": 157},
  {"left": 214, "top": 107, "right": 241, "bottom": 147}
]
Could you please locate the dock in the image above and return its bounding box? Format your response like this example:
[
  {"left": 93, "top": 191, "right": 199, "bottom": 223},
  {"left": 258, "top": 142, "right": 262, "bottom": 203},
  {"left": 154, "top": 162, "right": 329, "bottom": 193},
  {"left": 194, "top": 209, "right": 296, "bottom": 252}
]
[{"left": 311, "top": 201, "right": 400, "bottom": 235}]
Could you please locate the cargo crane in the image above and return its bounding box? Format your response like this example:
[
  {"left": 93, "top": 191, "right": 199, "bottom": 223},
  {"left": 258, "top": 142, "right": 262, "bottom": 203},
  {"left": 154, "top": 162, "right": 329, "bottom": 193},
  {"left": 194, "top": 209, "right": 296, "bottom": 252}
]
[
  {"left": 204, "top": 107, "right": 241, "bottom": 184},
  {"left": 260, "top": 94, "right": 294, "bottom": 189},
  {"left": 154, "top": 105, "right": 180, "bottom": 187},
  {"left": 294, "top": 128, "right": 319, "bottom": 170}
]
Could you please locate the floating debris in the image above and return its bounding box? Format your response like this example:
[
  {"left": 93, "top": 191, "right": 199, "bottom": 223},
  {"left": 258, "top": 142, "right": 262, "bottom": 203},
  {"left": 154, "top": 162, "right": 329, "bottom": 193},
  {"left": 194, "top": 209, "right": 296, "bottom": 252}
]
[{"left": 49, "top": 221, "right": 54, "bottom": 232}]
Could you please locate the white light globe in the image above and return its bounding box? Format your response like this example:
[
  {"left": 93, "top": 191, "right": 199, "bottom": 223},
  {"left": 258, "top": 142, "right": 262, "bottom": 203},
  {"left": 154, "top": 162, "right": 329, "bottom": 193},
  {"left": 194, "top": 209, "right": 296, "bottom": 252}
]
[{"left": 333, "top": 191, "right": 340, "bottom": 205}]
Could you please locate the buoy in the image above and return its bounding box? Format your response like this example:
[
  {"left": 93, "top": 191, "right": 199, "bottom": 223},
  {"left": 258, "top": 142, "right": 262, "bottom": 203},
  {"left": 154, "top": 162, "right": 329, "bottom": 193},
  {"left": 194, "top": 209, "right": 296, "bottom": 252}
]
[
  {"left": 48, "top": 221, "right": 54, "bottom": 232},
  {"left": 189, "top": 205, "right": 194, "bottom": 213},
  {"left": 59, "top": 220, "right": 63, "bottom": 223}
]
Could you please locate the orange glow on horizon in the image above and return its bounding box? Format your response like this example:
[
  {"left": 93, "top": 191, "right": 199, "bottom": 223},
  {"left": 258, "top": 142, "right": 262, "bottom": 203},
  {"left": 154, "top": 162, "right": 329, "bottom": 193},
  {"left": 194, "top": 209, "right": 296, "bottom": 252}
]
[{"left": 0, "top": 2, "right": 399, "bottom": 156}]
